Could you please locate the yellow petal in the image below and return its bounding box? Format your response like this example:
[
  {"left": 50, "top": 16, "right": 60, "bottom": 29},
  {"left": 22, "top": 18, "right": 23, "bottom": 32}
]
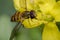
[
  {"left": 39, "top": 3, "right": 54, "bottom": 13},
  {"left": 13, "top": 0, "right": 20, "bottom": 11},
  {"left": 13, "top": 0, "right": 38, "bottom": 11},
  {"left": 50, "top": 2, "right": 60, "bottom": 22},
  {"left": 36, "top": 12, "right": 43, "bottom": 20},
  {"left": 22, "top": 19, "right": 31, "bottom": 28},
  {"left": 22, "top": 18, "right": 43, "bottom": 28},
  {"left": 26, "top": 0, "right": 34, "bottom": 11},
  {"left": 42, "top": 22, "right": 60, "bottom": 40},
  {"left": 13, "top": 0, "right": 26, "bottom": 12},
  {"left": 38, "top": 0, "right": 56, "bottom": 13}
]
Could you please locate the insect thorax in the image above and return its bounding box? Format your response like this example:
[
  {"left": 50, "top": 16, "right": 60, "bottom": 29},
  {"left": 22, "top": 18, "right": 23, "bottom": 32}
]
[{"left": 21, "top": 10, "right": 36, "bottom": 19}]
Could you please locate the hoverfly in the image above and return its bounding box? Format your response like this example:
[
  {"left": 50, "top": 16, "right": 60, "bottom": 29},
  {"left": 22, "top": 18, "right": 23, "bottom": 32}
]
[{"left": 9, "top": 0, "right": 37, "bottom": 40}]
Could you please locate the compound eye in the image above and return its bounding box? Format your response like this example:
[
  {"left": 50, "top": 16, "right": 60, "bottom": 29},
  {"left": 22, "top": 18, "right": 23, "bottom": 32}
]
[{"left": 30, "top": 10, "right": 36, "bottom": 19}]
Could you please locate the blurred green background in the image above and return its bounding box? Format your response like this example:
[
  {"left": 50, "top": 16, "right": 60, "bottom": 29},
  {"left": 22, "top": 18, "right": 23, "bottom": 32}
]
[
  {"left": 0, "top": 0, "right": 60, "bottom": 40},
  {"left": 0, "top": 0, "right": 43, "bottom": 40},
  {"left": 0, "top": 0, "right": 16, "bottom": 40}
]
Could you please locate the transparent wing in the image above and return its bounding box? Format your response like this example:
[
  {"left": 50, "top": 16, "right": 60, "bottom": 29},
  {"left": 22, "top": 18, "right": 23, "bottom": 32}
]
[{"left": 9, "top": 22, "right": 23, "bottom": 40}]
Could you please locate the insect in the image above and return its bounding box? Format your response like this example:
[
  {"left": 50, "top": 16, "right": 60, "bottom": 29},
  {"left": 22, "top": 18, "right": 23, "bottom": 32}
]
[
  {"left": 10, "top": 10, "right": 36, "bottom": 40},
  {"left": 11, "top": 10, "right": 36, "bottom": 22},
  {"left": 9, "top": 0, "right": 39, "bottom": 40}
]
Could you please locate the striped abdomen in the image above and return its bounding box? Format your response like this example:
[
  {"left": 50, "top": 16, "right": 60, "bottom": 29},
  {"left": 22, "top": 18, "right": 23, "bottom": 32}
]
[{"left": 11, "top": 11, "right": 20, "bottom": 22}]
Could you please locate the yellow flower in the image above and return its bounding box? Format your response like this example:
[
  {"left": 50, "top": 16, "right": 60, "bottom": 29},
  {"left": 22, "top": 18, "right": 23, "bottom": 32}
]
[{"left": 13, "top": 0, "right": 60, "bottom": 40}]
